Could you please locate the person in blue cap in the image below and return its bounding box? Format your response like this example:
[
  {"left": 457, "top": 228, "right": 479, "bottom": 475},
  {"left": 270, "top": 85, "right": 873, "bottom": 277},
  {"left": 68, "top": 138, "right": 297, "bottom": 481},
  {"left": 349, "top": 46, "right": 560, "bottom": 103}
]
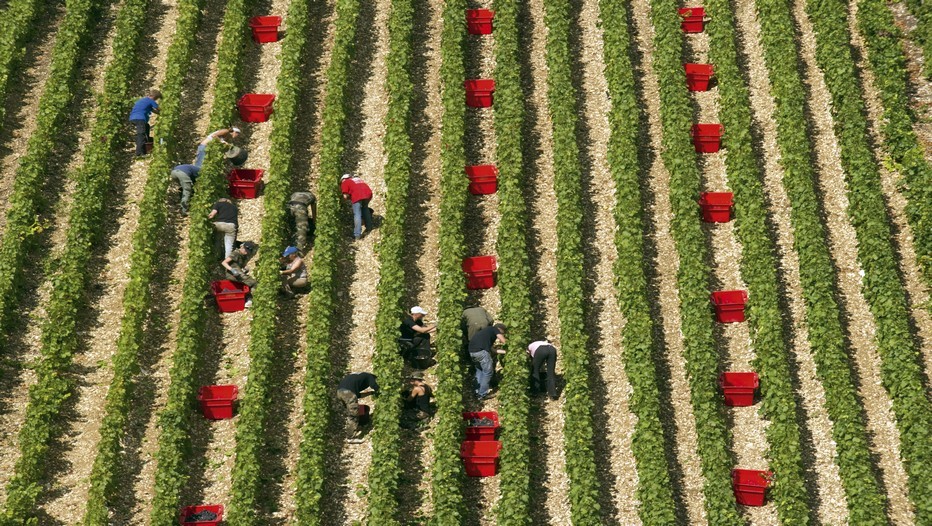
[
  {"left": 128, "top": 90, "right": 161, "bottom": 157},
  {"left": 279, "top": 246, "right": 307, "bottom": 297}
]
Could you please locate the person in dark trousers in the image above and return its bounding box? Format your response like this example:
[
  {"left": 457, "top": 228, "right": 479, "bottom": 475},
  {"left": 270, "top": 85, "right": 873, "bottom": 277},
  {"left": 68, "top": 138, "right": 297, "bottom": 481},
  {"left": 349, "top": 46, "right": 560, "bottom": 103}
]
[
  {"left": 222, "top": 241, "right": 258, "bottom": 304},
  {"left": 337, "top": 372, "right": 379, "bottom": 442},
  {"left": 208, "top": 197, "right": 238, "bottom": 257},
  {"left": 399, "top": 306, "right": 435, "bottom": 368},
  {"left": 340, "top": 174, "right": 373, "bottom": 240},
  {"left": 468, "top": 323, "right": 506, "bottom": 401},
  {"left": 527, "top": 340, "right": 558, "bottom": 400},
  {"left": 461, "top": 306, "right": 494, "bottom": 348},
  {"left": 288, "top": 191, "right": 317, "bottom": 251},
  {"left": 129, "top": 90, "right": 161, "bottom": 156},
  {"left": 402, "top": 373, "right": 433, "bottom": 422}
]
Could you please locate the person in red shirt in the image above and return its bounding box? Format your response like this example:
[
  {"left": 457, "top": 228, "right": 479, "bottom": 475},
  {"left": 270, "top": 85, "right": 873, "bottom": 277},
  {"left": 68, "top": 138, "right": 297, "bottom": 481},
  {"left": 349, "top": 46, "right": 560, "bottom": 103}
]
[{"left": 340, "top": 173, "right": 373, "bottom": 239}]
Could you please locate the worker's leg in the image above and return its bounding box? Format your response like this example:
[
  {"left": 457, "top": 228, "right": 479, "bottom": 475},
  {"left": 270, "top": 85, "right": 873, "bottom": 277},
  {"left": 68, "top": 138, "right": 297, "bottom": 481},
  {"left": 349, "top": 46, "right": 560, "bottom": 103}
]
[
  {"left": 360, "top": 198, "right": 373, "bottom": 230},
  {"left": 543, "top": 347, "right": 558, "bottom": 398},
  {"left": 171, "top": 171, "right": 193, "bottom": 213},
  {"left": 471, "top": 350, "right": 494, "bottom": 397},
  {"left": 213, "top": 222, "right": 236, "bottom": 257},
  {"left": 291, "top": 205, "right": 309, "bottom": 251},
  {"left": 337, "top": 389, "right": 359, "bottom": 436},
  {"left": 194, "top": 143, "right": 207, "bottom": 167},
  {"left": 531, "top": 351, "right": 544, "bottom": 393},
  {"left": 351, "top": 201, "right": 363, "bottom": 239},
  {"left": 131, "top": 119, "right": 148, "bottom": 155}
]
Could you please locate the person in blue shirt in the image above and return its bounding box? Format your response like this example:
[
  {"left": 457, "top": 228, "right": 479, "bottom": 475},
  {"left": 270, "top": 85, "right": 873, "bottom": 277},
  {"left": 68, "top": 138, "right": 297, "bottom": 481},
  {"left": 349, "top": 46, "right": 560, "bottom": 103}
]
[{"left": 128, "top": 90, "right": 161, "bottom": 157}]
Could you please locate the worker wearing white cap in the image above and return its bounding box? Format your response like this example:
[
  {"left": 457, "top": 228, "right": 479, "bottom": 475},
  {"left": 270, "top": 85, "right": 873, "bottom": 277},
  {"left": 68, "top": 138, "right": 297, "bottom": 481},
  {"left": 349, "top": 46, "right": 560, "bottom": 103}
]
[
  {"left": 399, "top": 306, "right": 436, "bottom": 369},
  {"left": 195, "top": 127, "right": 247, "bottom": 166},
  {"left": 340, "top": 173, "right": 373, "bottom": 240}
]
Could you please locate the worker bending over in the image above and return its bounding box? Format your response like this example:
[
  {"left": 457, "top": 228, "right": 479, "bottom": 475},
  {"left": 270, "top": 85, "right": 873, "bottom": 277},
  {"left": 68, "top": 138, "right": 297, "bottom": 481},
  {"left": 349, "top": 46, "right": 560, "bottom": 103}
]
[
  {"left": 128, "top": 90, "right": 160, "bottom": 157},
  {"left": 528, "top": 340, "right": 559, "bottom": 400},
  {"left": 337, "top": 372, "right": 379, "bottom": 443},
  {"left": 340, "top": 174, "right": 373, "bottom": 240},
  {"left": 208, "top": 198, "right": 238, "bottom": 257},
  {"left": 468, "top": 324, "right": 507, "bottom": 401},
  {"left": 288, "top": 191, "right": 317, "bottom": 252}
]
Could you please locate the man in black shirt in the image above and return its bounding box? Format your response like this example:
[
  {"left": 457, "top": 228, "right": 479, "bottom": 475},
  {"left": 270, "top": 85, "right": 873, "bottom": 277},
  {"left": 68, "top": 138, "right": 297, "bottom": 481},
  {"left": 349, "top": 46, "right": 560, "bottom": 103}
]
[
  {"left": 337, "top": 372, "right": 380, "bottom": 442},
  {"left": 468, "top": 324, "right": 506, "bottom": 401},
  {"left": 208, "top": 198, "right": 238, "bottom": 257},
  {"left": 399, "top": 306, "right": 435, "bottom": 369}
]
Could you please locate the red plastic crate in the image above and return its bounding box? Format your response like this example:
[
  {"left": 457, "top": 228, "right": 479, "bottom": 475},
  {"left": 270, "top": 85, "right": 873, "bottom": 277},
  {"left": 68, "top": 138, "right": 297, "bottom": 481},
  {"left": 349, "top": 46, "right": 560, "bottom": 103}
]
[
  {"left": 227, "top": 169, "right": 265, "bottom": 199},
  {"left": 463, "top": 411, "right": 499, "bottom": 441},
  {"left": 249, "top": 16, "right": 281, "bottom": 43},
  {"left": 466, "top": 9, "right": 494, "bottom": 34},
  {"left": 461, "top": 440, "right": 502, "bottom": 477},
  {"left": 466, "top": 165, "right": 498, "bottom": 195},
  {"left": 732, "top": 469, "right": 773, "bottom": 506},
  {"left": 719, "top": 372, "right": 759, "bottom": 407},
  {"left": 711, "top": 290, "right": 748, "bottom": 323},
  {"left": 685, "top": 63, "right": 714, "bottom": 91},
  {"left": 465, "top": 79, "right": 495, "bottom": 108},
  {"left": 179, "top": 504, "right": 224, "bottom": 525},
  {"left": 679, "top": 7, "right": 706, "bottom": 33},
  {"left": 691, "top": 123, "right": 723, "bottom": 153},
  {"left": 237, "top": 93, "right": 276, "bottom": 122},
  {"left": 198, "top": 385, "right": 239, "bottom": 420},
  {"left": 210, "top": 280, "right": 250, "bottom": 312},
  {"left": 699, "top": 192, "right": 733, "bottom": 222},
  {"left": 462, "top": 256, "right": 498, "bottom": 290}
]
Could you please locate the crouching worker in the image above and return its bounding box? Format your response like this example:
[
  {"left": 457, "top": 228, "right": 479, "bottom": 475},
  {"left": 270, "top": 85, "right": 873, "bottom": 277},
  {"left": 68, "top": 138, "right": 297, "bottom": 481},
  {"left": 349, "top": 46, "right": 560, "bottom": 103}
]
[
  {"left": 337, "top": 372, "right": 379, "bottom": 443},
  {"left": 170, "top": 163, "right": 200, "bottom": 216},
  {"left": 402, "top": 373, "right": 433, "bottom": 426},
  {"left": 288, "top": 191, "right": 317, "bottom": 252},
  {"left": 399, "top": 306, "right": 435, "bottom": 369},
  {"left": 279, "top": 246, "right": 307, "bottom": 297},
  {"left": 222, "top": 240, "right": 258, "bottom": 299}
]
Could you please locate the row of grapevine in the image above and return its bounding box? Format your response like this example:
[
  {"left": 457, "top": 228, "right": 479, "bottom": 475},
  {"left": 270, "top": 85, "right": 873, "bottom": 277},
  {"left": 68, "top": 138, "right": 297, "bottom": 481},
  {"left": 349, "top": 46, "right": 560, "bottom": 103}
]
[
  {"left": 902, "top": 0, "right": 932, "bottom": 80},
  {"left": 146, "top": 0, "right": 256, "bottom": 519},
  {"left": 293, "top": 0, "right": 361, "bottom": 521},
  {"left": 0, "top": 0, "right": 103, "bottom": 353},
  {"left": 428, "top": 0, "right": 468, "bottom": 519},
  {"left": 364, "top": 0, "right": 416, "bottom": 520},
  {"left": 598, "top": 0, "right": 678, "bottom": 522},
  {"left": 645, "top": 2, "right": 741, "bottom": 522},
  {"left": 81, "top": 0, "right": 209, "bottom": 519},
  {"left": 0, "top": 0, "right": 44, "bottom": 129},
  {"left": 702, "top": 0, "right": 812, "bottom": 522},
  {"left": 225, "top": 0, "right": 313, "bottom": 522},
  {"left": 855, "top": 0, "right": 932, "bottom": 300},
  {"left": 805, "top": 0, "right": 932, "bottom": 521},
  {"left": 540, "top": 0, "right": 600, "bottom": 521},
  {"left": 752, "top": 0, "right": 893, "bottom": 523},
  {"left": 490, "top": 0, "right": 533, "bottom": 522},
  {"left": 0, "top": 0, "right": 151, "bottom": 520}
]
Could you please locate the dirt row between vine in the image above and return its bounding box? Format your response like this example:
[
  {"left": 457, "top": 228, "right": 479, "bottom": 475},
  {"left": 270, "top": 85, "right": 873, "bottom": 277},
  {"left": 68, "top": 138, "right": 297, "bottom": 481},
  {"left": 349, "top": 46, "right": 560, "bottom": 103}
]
[
  {"left": 627, "top": 0, "right": 707, "bottom": 522},
  {"left": 790, "top": 0, "right": 915, "bottom": 522},
  {"left": 733, "top": 1, "right": 849, "bottom": 523}
]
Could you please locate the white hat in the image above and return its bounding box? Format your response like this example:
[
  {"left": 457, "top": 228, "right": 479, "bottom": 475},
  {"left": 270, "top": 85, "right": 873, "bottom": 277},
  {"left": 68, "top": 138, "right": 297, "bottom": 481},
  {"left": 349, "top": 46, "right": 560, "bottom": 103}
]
[
  {"left": 231, "top": 126, "right": 242, "bottom": 134},
  {"left": 410, "top": 306, "right": 427, "bottom": 315},
  {"left": 341, "top": 173, "right": 352, "bottom": 181}
]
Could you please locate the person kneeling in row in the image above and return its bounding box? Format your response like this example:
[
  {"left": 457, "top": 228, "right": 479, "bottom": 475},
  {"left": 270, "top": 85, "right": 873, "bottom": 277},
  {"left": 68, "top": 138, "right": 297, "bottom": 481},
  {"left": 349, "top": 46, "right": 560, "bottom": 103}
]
[
  {"left": 399, "top": 306, "right": 435, "bottom": 369},
  {"left": 280, "top": 246, "right": 308, "bottom": 298},
  {"left": 402, "top": 373, "right": 433, "bottom": 427}
]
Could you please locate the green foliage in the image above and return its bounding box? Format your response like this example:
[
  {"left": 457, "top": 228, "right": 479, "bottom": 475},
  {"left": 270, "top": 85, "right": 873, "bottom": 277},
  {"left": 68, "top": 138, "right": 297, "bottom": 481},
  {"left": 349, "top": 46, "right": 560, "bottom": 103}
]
[
  {"left": 902, "top": 0, "right": 932, "bottom": 80},
  {"left": 0, "top": 0, "right": 44, "bottom": 130},
  {"left": 599, "top": 0, "right": 678, "bottom": 522},
  {"left": 426, "top": 0, "right": 468, "bottom": 521},
  {"left": 0, "top": 0, "right": 151, "bottom": 520},
  {"left": 856, "top": 0, "right": 932, "bottom": 307},
  {"left": 293, "top": 0, "right": 360, "bottom": 522},
  {"left": 491, "top": 0, "right": 533, "bottom": 523},
  {"left": 225, "top": 0, "right": 315, "bottom": 522},
  {"left": 364, "top": 0, "right": 415, "bottom": 521},
  {"left": 147, "top": 0, "right": 256, "bottom": 520},
  {"left": 806, "top": 0, "right": 932, "bottom": 521},
  {"left": 646, "top": 1, "right": 742, "bottom": 522},
  {"left": 82, "top": 0, "right": 207, "bottom": 520},
  {"left": 540, "top": 0, "right": 600, "bottom": 522}
]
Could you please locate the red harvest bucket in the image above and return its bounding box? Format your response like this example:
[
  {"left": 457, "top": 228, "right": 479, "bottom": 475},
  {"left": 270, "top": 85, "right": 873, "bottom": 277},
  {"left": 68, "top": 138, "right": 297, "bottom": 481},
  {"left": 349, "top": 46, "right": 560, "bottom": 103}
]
[
  {"left": 466, "top": 9, "right": 494, "bottom": 34},
  {"left": 462, "top": 255, "right": 498, "bottom": 289},
  {"left": 237, "top": 93, "right": 276, "bottom": 122},
  {"left": 461, "top": 440, "right": 502, "bottom": 477},
  {"left": 227, "top": 169, "right": 265, "bottom": 199},
  {"left": 179, "top": 505, "right": 224, "bottom": 525},
  {"left": 679, "top": 7, "right": 706, "bottom": 33},
  {"left": 685, "top": 63, "right": 714, "bottom": 91},
  {"left": 691, "top": 123, "right": 723, "bottom": 153},
  {"left": 463, "top": 411, "right": 499, "bottom": 441},
  {"left": 732, "top": 469, "right": 773, "bottom": 506},
  {"left": 210, "top": 280, "right": 250, "bottom": 312},
  {"left": 465, "top": 79, "right": 495, "bottom": 108},
  {"left": 719, "top": 372, "right": 759, "bottom": 406},
  {"left": 699, "top": 192, "right": 733, "bottom": 222},
  {"left": 249, "top": 16, "right": 281, "bottom": 43},
  {"left": 198, "top": 385, "right": 239, "bottom": 419},
  {"left": 466, "top": 165, "right": 498, "bottom": 195},
  {"left": 711, "top": 290, "right": 748, "bottom": 323}
]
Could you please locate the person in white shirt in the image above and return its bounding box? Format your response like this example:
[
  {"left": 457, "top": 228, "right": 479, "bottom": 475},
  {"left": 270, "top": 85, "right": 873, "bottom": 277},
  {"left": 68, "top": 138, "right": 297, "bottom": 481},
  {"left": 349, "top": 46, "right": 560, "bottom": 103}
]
[{"left": 527, "top": 340, "right": 558, "bottom": 400}]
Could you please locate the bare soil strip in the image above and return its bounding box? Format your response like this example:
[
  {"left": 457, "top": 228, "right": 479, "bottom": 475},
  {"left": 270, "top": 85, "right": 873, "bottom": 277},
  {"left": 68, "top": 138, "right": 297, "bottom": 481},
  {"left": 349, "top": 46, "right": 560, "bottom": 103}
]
[
  {"left": 888, "top": 2, "right": 932, "bottom": 157},
  {"left": 733, "top": 1, "right": 850, "bottom": 522},
  {"left": 627, "top": 0, "right": 707, "bottom": 522},
  {"left": 573, "top": 0, "right": 640, "bottom": 522},
  {"left": 847, "top": 0, "right": 932, "bottom": 387},
  {"left": 791, "top": 0, "right": 916, "bottom": 522},
  {"left": 38, "top": 0, "right": 182, "bottom": 521}
]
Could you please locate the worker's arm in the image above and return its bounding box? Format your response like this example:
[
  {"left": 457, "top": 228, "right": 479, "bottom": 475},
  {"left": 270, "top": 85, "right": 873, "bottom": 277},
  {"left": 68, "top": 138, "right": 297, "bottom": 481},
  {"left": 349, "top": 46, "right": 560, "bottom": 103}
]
[
  {"left": 411, "top": 324, "right": 435, "bottom": 334},
  {"left": 281, "top": 258, "right": 302, "bottom": 275},
  {"left": 207, "top": 209, "right": 217, "bottom": 220},
  {"left": 221, "top": 256, "right": 239, "bottom": 274}
]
